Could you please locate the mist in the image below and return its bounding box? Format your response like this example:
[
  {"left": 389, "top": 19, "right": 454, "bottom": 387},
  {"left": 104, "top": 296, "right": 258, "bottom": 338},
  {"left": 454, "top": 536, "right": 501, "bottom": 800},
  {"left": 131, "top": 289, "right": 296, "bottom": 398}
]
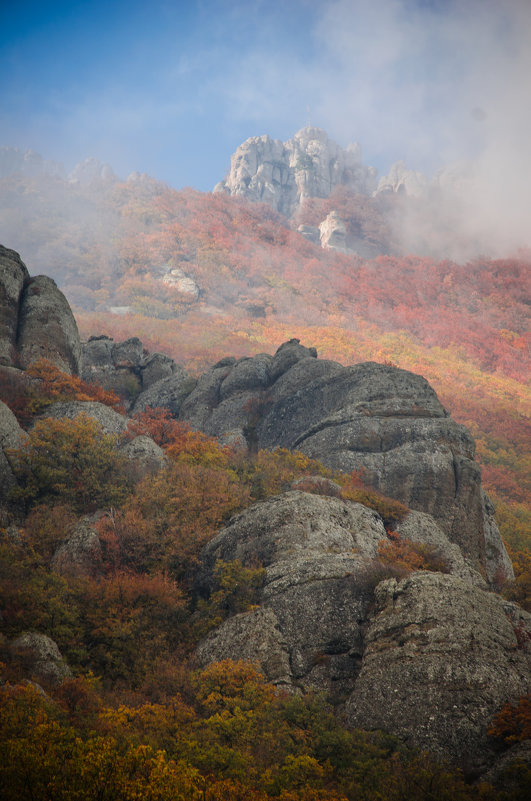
[
  {"left": 1, "top": 0, "right": 530, "bottom": 259},
  {"left": 222, "top": 0, "right": 531, "bottom": 258}
]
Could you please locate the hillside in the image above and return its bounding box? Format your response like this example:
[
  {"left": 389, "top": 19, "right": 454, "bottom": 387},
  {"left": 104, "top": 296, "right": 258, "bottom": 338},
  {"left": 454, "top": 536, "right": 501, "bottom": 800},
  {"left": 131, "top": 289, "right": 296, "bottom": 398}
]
[
  {"left": 1, "top": 246, "right": 530, "bottom": 797},
  {"left": 1, "top": 154, "right": 527, "bottom": 567}
]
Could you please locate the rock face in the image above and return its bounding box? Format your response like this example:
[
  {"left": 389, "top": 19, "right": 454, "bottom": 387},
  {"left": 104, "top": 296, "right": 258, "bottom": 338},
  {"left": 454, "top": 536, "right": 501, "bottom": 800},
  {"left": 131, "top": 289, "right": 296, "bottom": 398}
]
[
  {"left": 82, "top": 335, "right": 194, "bottom": 412},
  {"left": 346, "top": 573, "right": 531, "bottom": 774},
  {"left": 376, "top": 160, "right": 428, "bottom": 197},
  {"left": 319, "top": 211, "right": 351, "bottom": 253},
  {"left": 0, "top": 246, "right": 30, "bottom": 366},
  {"left": 17, "top": 275, "right": 82, "bottom": 374},
  {"left": 0, "top": 146, "right": 65, "bottom": 179},
  {"left": 0, "top": 400, "right": 27, "bottom": 508},
  {"left": 196, "top": 491, "right": 387, "bottom": 697},
  {"left": 178, "top": 339, "right": 509, "bottom": 584},
  {"left": 10, "top": 632, "right": 72, "bottom": 684},
  {"left": 35, "top": 401, "right": 129, "bottom": 436},
  {"left": 51, "top": 516, "right": 103, "bottom": 578},
  {"left": 195, "top": 495, "right": 530, "bottom": 770},
  {"left": 1, "top": 246, "right": 82, "bottom": 374},
  {"left": 215, "top": 127, "right": 378, "bottom": 217}
]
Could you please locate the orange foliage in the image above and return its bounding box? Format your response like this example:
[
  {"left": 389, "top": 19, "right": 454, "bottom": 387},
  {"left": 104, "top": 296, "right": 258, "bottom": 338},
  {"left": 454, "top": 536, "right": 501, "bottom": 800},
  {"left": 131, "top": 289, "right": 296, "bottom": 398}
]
[
  {"left": 377, "top": 534, "right": 450, "bottom": 574},
  {"left": 488, "top": 696, "right": 531, "bottom": 744},
  {"left": 127, "top": 406, "right": 190, "bottom": 448},
  {"left": 27, "top": 359, "right": 124, "bottom": 412}
]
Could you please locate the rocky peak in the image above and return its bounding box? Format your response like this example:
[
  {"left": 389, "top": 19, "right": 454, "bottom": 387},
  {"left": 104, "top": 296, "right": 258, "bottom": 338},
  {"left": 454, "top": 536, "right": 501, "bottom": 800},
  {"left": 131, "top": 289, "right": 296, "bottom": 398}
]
[
  {"left": 67, "top": 157, "right": 116, "bottom": 186},
  {"left": 376, "top": 160, "right": 429, "bottom": 197},
  {"left": 0, "top": 146, "right": 65, "bottom": 179},
  {"left": 214, "top": 126, "right": 378, "bottom": 217}
]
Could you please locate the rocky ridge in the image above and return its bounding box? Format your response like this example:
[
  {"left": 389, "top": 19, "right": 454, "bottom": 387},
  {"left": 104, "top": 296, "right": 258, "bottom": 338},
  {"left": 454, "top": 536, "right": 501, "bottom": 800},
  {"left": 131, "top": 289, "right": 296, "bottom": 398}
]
[{"left": 214, "top": 127, "right": 378, "bottom": 217}]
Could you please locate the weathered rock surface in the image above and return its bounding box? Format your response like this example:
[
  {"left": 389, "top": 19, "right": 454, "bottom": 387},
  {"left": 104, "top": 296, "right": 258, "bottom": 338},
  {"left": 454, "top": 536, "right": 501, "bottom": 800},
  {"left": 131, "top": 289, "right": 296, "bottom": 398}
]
[
  {"left": 345, "top": 572, "right": 531, "bottom": 773},
  {"left": 179, "top": 340, "right": 509, "bottom": 584},
  {"left": 196, "top": 491, "right": 387, "bottom": 697},
  {"left": 215, "top": 127, "right": 378, "bottom": 217},
  {"left": 132, "top": 370, "right": 196, "bottom": 416},
  {"left": 82, "top": 335, "right": 193, "bottom": 411},
  {"left": 51, "top": 516, "right": 103, "bottom": 578},
  {"left": 395, "top": 510, "right": 487, "bottom": 586},
  {"left": 376, "top": 160, "right": 429, "bottom": 197},
  {"left": 35, "top": 401, "right": 129, "bottom": 436},
  {"left": 10, "top": 632, "right": 72, "bottom": 684},
  {"left": 0, "top": 400, "right": 27, "bottom": 506},
  {"left": 0, "top": 246, "right": 30, "bottom": 366},
  {"left": 196, "top": 493, "right": 529, "bottom": 771},
  {"left": 118, "top": 434, "right": 166, "bottom": 480},
  {"left": 319, "top": 210, "right": 351, "bottom": 253},
  {"left": 17, "top": 275, "right": 82, "bottom": 374},
  {"left": 197, "top": 607, "right": 293, "bottom": 689}
]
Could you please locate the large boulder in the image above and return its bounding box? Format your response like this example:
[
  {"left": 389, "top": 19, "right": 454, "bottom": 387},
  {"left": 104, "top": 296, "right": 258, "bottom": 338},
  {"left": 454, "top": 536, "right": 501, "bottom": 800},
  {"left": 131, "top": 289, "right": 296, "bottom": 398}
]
[
  {"left": 17, "top": 275, "right": 82, "bottom": 374},
  {"left": 196, "top": 490, "right": 387, "bottom": 697},
  {"left": 35, "top": 401, "right": 129, "bottom": 436},
  {"left": 82, "top": 336, "right": 192, "bottom": 411},
  {"left": 345, "top": 572, "right": 531, "bottom": 775},
  {"left": 0, "top": 246, "right": 29, "bottom": 367},
  {"left": 255, "top": 360, "right": 497, "bottom": 580},
  {"left": 132, "top": 369, "right": 196, "bottom": 416},
  {"left": 10, "top": 632, "right": 72, "bottom": 685},
  {"left": 195, "top": 491, "right": 530, "bottom": 773}
]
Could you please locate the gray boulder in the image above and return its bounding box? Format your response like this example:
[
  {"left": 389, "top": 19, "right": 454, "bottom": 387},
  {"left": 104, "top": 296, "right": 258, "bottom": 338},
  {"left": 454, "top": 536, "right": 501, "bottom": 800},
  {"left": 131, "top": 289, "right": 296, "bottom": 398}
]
[
  {"left": 255, "top": 360, "right": 503, "bottom": 580},
  {"left": 35, "top": 401, "right": 129, "bottom": 436},
  {"left": 196, "top": 607, "right": 292, "bottom": 689},
  {"left": 395, "top": 510, "right": 487, "bottom": 586},
  {"left": 51, "top": 516, "right": 103, "bottom": 578},
  {"left": 10, "top": 632, "right": 72, "bottom": 684},
  {"left": 81, "top": 336, "right": 142, "bottom": 403},
  {"left": 0, "top": 246, "right": 29, "bottom": 367},
  {"left": 132, "top": 369, "right": 195, "bottom": 416},
  {"left": 196, "top": 491, "right": 387, "bottom": 696},
  {"left": 140, "top": 352, "right": 178, "bottom": 388},
  {"left": 17, "top": 275, "right": 82, "bottom": 374},
  {"left": 118, "top": 434, "right": 166, "bottom": 480},
  {"left": 346, "top": 572, "right": 531, "bottom": 773}
]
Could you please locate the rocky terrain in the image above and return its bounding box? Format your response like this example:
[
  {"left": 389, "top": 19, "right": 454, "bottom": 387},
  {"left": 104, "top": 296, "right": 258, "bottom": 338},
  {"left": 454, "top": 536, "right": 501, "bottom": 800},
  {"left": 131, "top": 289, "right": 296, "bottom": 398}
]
[
  {"left": 0, "top": 246, "right": 529, "bottom": 779},
  {"left": 214, "top": 127, "right": 379, "bottom": 217}
]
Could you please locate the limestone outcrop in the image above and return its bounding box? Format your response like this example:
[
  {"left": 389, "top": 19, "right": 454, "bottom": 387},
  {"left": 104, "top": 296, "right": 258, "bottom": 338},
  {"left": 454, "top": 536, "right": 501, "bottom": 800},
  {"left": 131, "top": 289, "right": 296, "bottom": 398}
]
[
  {"left": 9, "top": 632, "right": 72, "bottom": 685},
  {"left": 82, "top": 335, "right": 194, "bottom": 411},
  {"left": 195, "top": 495, "right": 529, "bottom": 769},
  {"left": 178, "top": 339, "right": 510, "bottom": 584},
  {"left": 215, "top": 127, "right": 378, "bottom": 217},
  {"left": 17, "top": 275, "right": 82, "bottom": 374},
  {"left": 0, "top": 400, "right": 27, "bottom": 509},
  {"left": 51, "top": 515, "right": 103, "bottom": 578},
  {"left": 1, "top": 247, "right": 82, "bottom": 374},
  {"left": 195, "top": 490, "right": 387, "bottom": 698},
  {"left": 346, "top": 572, "right": 531, "bottom": 774},
  {"left": 0, "top": 246, "right": 30, "bottom": 367}
]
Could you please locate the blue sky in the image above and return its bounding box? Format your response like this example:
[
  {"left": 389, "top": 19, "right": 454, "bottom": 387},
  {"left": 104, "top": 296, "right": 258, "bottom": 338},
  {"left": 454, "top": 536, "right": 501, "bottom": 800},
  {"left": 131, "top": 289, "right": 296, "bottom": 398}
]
[{"left": 1, "top": 0, "right": 530, "bottom": 192}]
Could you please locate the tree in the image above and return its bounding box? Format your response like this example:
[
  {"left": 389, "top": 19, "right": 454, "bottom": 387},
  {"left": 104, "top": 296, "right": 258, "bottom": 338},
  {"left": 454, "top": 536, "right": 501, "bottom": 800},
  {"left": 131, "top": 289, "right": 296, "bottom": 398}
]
[{"left": 9, "top": 413, "right": 130, "bottom": 513}]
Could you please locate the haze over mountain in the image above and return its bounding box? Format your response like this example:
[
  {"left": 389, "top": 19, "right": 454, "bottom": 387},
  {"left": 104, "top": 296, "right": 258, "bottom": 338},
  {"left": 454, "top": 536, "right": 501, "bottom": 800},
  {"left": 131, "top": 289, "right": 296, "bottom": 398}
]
[{"left": 2, "top": 0, "right": 531, "bottom": 255}]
